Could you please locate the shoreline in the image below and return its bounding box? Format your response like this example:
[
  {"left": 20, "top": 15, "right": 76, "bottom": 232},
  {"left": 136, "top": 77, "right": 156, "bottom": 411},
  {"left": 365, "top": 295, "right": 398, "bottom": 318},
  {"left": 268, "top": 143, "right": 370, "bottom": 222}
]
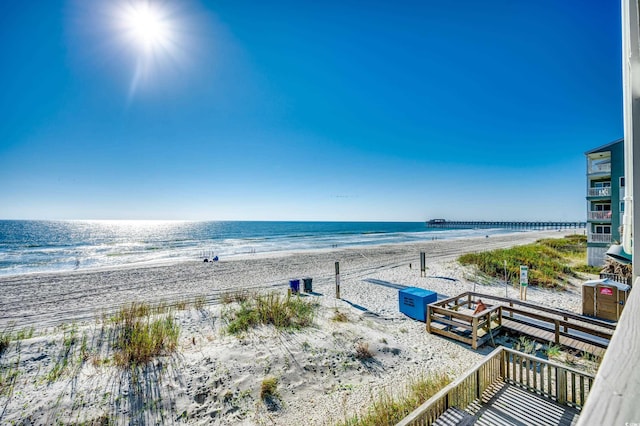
[
  {"left": 0, "top": 228, "right": 574, "bottom": 279},
  {"left": 0, "top": 229, "right": 589, "bottom": 425},
  {"left": 0, "top": 227, "right": 576, "bottom": 278}
]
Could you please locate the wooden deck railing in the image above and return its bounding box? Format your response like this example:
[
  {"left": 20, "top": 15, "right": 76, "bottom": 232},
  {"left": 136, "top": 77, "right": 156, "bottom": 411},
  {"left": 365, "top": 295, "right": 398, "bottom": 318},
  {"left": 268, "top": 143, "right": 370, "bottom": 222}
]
[
  {"left": 426, "top": 294, "right": 502, "bottom": 349},
  {"left": 427, "top": 292, "right": 615, "bottom": 353},
  {"left": 396, "top": 347, "right": 595, "bottom": 426}
]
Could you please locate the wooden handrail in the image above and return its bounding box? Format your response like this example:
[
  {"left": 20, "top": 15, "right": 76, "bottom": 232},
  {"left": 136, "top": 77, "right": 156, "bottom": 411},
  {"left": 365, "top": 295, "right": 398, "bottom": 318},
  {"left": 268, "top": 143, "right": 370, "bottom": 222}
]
[
  {"left": 465, "top": 292, "right": 616, "bottom": 330},
  {"left": 396, "top": 347, "right": 595, "bottom": 426},
  {"left": 502, "top": 306, "right": 614, "bottom": 340}
]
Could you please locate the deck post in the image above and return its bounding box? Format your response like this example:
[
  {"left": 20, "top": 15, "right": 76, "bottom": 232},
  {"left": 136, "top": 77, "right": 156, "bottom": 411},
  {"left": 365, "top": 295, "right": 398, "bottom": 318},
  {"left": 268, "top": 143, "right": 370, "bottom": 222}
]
[
  {"left": 558, "top": 368, "right": 568, "bottom": 405},
  {"left": 426, "top": 305, "right": 432, "bottom": 333},
  {"left": 509, "top": 301, "right": 513, "bottom": 318},
  {"left": 554, "top": 320, "right": 560, "bottom": 344},
  {"left": 472, "top": 316, "right": 479, "bottom": 350},
  {"left": 563, "top": 316, "right": 568, "bottom": 333}
]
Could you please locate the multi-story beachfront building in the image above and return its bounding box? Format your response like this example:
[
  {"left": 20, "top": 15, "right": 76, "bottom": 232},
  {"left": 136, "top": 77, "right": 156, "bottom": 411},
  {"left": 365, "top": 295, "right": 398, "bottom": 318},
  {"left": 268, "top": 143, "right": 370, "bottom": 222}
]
[{"left": 585, "top": 139, "right": 625, "bottom": 266}]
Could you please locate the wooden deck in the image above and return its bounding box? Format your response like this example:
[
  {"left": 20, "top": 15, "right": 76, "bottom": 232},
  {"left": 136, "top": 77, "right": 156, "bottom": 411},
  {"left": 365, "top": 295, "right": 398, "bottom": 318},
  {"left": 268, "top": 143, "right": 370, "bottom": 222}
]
[
  {"left": 427, "top": 292, "right": 615, "bottom": 355},
  {"left": 467, "top": 382, "right": 580, "bottom": 425},
  {"left": 397, "top": 347, "right": 594, "bottom": 426},
  {"left": 501, "top": 319, "right": 606, "bottom": 357}
]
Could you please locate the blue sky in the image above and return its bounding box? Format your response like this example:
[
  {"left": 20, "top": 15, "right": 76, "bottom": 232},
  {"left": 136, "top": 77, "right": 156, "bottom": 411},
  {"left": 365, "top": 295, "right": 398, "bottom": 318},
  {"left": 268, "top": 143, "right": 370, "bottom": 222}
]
[{"left": 0, "top": 0, "right": 622, "bottom": 221}]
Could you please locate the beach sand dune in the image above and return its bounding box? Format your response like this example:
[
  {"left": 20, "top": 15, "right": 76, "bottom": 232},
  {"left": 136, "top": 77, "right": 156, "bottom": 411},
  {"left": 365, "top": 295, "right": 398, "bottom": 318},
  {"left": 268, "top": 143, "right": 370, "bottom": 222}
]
[{"left": 0, "top": 230, "right": 585, "bottom": 425}]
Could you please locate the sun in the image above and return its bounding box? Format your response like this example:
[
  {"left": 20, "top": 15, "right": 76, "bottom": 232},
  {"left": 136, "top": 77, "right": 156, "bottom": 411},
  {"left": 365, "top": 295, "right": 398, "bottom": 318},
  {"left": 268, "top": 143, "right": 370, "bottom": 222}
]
[{"left": 120, "top": 2, "right": 172, "bottom": 54}]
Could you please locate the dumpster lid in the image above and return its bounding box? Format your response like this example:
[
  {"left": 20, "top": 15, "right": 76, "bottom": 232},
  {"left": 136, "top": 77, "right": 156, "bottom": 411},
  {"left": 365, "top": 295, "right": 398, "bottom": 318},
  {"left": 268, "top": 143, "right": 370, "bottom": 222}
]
[{"left": 582, "top": 278, "right": 630, "bottom": 291}]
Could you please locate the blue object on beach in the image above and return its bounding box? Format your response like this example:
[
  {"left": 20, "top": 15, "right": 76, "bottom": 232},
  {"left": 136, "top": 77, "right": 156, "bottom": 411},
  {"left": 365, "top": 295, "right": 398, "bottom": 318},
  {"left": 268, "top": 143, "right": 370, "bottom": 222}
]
[
  {"left": 289, "top": 279, "right": 300, "bottom": 294},
  {"left": 399, "top": 287, "right": 437, "bottom": 322}
]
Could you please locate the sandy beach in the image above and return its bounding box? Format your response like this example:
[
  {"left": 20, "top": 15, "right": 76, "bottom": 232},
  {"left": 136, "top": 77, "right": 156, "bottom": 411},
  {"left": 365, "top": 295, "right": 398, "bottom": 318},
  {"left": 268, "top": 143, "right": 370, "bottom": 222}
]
[{"left": 0, "top": 230, "right": 587, "bottom": 425}]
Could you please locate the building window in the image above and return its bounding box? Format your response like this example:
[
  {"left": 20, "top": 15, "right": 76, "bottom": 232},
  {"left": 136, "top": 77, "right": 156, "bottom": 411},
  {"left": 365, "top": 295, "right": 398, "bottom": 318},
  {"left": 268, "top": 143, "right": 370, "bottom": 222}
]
[
  {"left": 593, "top": 181, "right": 611, "bottom": 188},
  {"left": 592, "top": 203, "right": 611, "bottom": 211},
  {"left": 593, "top": 225, "right": 611, "bottom": 234},
  {"left": 620, "top": 176, "right": 625, "bottom": 187},
  {"left": 621, "top": 201, "right": 625, "bottom": 212}
]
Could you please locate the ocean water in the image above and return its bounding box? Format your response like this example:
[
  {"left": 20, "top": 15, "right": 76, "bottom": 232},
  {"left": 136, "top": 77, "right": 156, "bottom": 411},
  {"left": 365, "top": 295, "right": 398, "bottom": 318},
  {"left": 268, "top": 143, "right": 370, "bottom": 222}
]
[{"left": 0, "top": 220, "right": 517, "bottom": 276}]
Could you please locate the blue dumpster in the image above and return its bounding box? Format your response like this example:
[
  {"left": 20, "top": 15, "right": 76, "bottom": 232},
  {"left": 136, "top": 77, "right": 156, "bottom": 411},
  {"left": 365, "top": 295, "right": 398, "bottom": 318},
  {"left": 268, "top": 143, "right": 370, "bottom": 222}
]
[
  {"left": 289, "top": 279, "right": 300, "bottom": 294},
  {"left": 399, "top": 287, "right": 437, "bottom": 322}
]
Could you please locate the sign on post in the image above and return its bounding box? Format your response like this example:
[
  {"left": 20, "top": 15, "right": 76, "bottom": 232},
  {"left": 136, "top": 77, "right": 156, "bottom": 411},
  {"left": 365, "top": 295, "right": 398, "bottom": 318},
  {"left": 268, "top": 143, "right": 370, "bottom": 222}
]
[{"left": 520, "top": 265, "right": 528, "bottom": 300}]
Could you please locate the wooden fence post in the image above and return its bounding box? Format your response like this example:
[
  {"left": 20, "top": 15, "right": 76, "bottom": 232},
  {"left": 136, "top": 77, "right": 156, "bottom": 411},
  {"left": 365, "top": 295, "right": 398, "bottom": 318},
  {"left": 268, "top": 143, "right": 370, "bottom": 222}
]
[{"left": 335, "top": 261, "right": 340, "bottom": 299}]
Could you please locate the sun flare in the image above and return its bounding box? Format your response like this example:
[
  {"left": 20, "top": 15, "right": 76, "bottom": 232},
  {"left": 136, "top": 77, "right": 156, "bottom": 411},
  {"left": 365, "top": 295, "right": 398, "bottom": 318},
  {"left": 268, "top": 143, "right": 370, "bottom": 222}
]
[{"left": 120, "top": 2, "right": 173, "bottom": 54}]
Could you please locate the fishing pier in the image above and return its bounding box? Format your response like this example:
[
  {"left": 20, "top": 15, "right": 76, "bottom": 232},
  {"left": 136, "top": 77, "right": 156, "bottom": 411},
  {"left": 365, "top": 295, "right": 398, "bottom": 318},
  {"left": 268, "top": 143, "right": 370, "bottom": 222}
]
[{"left": 426, "top": 219, "right": 586, "bottom": 230}]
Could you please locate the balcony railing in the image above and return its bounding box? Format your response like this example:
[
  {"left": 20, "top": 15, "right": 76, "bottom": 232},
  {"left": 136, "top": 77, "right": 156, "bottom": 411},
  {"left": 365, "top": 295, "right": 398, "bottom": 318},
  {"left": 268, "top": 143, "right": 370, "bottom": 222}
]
[
  {"left": 588, "top": 211, "right": 612, "bottom": 221},
  {"left": 588, "top": 163, "right": 611, "bottom": 174},
  {"left": 588, "top": 233, "right": 612, "bottom": 243},
  {"left": 587, "top": 187, "right": 611, "bottom": 197},
  {"left": 397, "top": 347, "right": 595, "bottom": 426}
]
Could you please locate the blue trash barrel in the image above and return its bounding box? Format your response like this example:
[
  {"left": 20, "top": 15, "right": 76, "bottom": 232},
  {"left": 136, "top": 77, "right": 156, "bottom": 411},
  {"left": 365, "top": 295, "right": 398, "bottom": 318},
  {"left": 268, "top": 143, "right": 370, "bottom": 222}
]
[{"left": 289, "top": 279, "right": 300, "bottom": 294}]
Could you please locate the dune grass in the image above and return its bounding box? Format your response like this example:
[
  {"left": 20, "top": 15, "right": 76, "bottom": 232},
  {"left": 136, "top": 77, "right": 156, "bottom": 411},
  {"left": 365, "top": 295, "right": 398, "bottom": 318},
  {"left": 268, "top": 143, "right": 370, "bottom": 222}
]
[
  {"left": 339, "top": 372, "right": 451, "bottom": 426},
  {"left": 260, "top": 376, "right": 279, "bottom": 399},
  {"left": 224, "top": 292, "right": 317, "bottom": 334},
  {"left": 458, "top": 234, "right": 589, "bottom": 289},
  {"left": 331, "top": 309, "right": 349, "bottom": 322},
  {"left": 110, "top": 302, "right": 180, "bottom": 367}
]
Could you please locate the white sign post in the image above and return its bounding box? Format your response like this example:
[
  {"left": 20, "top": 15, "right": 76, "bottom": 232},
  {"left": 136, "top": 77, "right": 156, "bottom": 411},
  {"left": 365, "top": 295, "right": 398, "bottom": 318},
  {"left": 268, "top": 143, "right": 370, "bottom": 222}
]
[{"left": 520, "top": 265, "right": 528, "bottom": 301}]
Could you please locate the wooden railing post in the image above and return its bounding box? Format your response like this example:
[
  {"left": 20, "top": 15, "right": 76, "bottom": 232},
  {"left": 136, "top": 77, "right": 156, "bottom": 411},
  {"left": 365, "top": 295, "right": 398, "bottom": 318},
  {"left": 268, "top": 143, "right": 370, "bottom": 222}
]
[
  {"left": 563, "top": 316, "right": 568, "bottom": 333},
  {"left": 554, "top": 319, "right": 560, "bottom": 344},
  {"left": 472, "top": 317, "right": 479, "bottom": 350},
  {"left": 509, "top": 301, "right": 513, "bottom": 318},
  {"left": 558, "top": 368, "right": 567, "bottom": 405},
  {"left": 426, "top": 305, "right": 432, "bottom": 333}
]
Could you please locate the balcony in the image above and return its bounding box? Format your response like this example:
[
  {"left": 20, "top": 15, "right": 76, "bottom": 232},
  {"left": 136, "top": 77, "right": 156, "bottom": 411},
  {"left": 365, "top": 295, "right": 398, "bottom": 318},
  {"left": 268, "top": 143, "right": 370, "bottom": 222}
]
[
  {"left": 588, "top": 162, "right": 611, "bottom": 175},
  {"left": 587, "top": 211, "right": 612, "bottom": 221},
  {"left": 587, "top": 187, "right": 611, "bottom": 197},
  {"left": 588, "top": 233, "right": 612, "bottom": 243},
  {"left": 398, "top": 347, "right": 594, "bottom": 426}
]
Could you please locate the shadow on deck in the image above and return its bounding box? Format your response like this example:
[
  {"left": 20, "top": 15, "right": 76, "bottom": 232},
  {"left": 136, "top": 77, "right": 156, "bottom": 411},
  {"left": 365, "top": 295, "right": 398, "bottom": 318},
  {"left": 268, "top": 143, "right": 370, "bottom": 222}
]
[{"left": 397, "top": 347, "right": 592, "bottom": 426}]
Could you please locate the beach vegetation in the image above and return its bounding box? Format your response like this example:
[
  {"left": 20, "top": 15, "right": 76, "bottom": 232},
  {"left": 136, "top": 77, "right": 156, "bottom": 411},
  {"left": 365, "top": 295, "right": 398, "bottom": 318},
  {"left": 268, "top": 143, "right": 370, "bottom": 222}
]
[
  {"left": 338, "top": 372, "right": 451, "bottom": 426},
  {"left": 221, "top": 290, "right": 250, "bottom": 304},
  {"left": 332, "top": 309, "right": 349, "bottom": 322},
  {"left": 458, "top": 235, "right": 590, "bottom": 288},
  {"left": 260, "top": 376, "right": 278, "bottom": 399},
  {"left": 194, "top": 295, "right": 207, "bottom": 310},
  {"left": 355, "top": 342, "right": 374, "bottom": 360},
  {"left": 546, "top": 342, "right": 561, "bottom": 358},
  {"left": 47, "top": 324, "right": 79, "bottom": 382},
  {"left": 110, "top": 302, "right": 180, "bottom": 367},
  {"left": 514, "top": 336, "right": 536, "bottom": 355},
  {"left": 581, "top": 351, "right": 603, "bottom": 374},
  {"left": 224, "top": 292, "right": 317, "bottom": 334},
  {"left": 572, "top": 264, "right": 601, "bottom": 275},
  {"left": 0, "top": 330, "right": 10, "bottom": 356},
  {"left": 0, "top": 325, "right": 35, "bottom": 357},
  {"left": 0, "top": 355, "right": 20, "bottom": 397}
]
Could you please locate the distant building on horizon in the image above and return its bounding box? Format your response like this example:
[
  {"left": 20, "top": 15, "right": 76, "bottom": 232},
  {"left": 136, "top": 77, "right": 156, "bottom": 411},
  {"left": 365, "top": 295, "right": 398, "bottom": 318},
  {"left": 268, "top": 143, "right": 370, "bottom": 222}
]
[{"left": 585, "top": 139, "right": 625, "bottom": 266}]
